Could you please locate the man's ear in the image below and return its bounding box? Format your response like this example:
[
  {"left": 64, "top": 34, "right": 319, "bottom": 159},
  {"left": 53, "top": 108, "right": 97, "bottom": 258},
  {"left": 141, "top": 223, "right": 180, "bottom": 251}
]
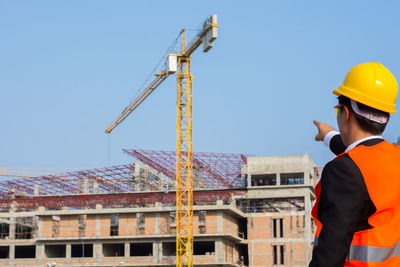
[{"left": 344, "top": 105, "right": 352, "bottom": 122}]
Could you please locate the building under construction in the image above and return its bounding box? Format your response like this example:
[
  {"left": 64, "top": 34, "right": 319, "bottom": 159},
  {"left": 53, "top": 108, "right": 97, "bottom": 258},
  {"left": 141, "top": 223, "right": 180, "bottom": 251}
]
[{"left": 0, "top": 149, "right": 317, "bottom": 267}]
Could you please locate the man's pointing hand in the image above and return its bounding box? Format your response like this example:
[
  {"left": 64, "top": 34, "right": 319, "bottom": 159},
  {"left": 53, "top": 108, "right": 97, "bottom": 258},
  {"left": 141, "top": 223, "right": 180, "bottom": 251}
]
[{"left": 313, "top": 120, "right": 336, "bottom": 142}]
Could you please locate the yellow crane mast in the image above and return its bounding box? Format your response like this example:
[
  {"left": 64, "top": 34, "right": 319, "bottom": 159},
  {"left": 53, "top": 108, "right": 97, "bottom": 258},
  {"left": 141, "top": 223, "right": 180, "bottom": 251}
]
[{"left": 105, "top": 15, "right": 218, "bottom": 267}]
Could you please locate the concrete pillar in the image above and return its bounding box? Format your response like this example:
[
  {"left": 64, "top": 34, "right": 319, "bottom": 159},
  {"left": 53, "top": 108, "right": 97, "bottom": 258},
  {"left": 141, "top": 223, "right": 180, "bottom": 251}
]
[
  {"left": 95, "top": 204, "right": 102, "bottom": 238},
  {"left": 302, "top": 156, "right": 312, "bottom": 185},
  {"left": 36, "top": 243, "right": 44, "bottom": 259},
  {"left": 194, "top": 167, "right": 200, "bottom": 190},
  {"left": 33, "top": 215, "right": 39, "bottom": 238},
  {"left": 153, "top": 242, "right": 160, "bottom": 263},
  {"left": 125, "top": 242, "right": 130, "bottom": 258},
  {"left": 276, "top": 173, "right": 281, "bottom": 185},
  {"left": 155, "top": 210, "right": 160, "bottom": 235},
  {"left": 96, "top": 215, "right": 100, "bottom": 238},
  {"left": 215, "top": 238, "right": 223, "bottom": 263},
  {"left": 93, "top": 181, "right": 99, "bottom": 194},
  {"left": 83, "top": 177, "right": 89, "bottom": 194},
  {"left": 9, "top": 189, "right": 15, "bottom": 199},
  {"left": 66, "top": 244, "right": 71, "bottom": 263},
  {"left": 34, "top": 184, "right": 40, "bottom": 196},
  {"left": 217, "top": 210, "right": 223, "bottom": 233},
  {"left": 8, "top": 244, "right": 14, "bottom": 266},
  {"left": 9, "top": 213, "right": 15, "bottom": 240},
  {"left": 303, "top": 157, "right": 312, "bottom": 185},
  {"left": 135, "top": 160, "right": 141, "bottom": 192},
  {"left": 94, "top": 242, "right": 102, "bottom": 264},
  {"left": 143, "top": 164, "right": 149, "bottom": 191},
  {"left": 37, "top": 207, "right": 45, "bottom": 238},
  {"left": 303, "top": 170, "right": 308, "bottom": 185}
]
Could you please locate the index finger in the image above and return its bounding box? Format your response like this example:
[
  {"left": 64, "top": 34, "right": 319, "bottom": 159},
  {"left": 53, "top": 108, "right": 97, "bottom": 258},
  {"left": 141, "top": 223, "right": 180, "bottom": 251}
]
[{"left": 313, "top": 120, "right": 321, "bottom": 127}]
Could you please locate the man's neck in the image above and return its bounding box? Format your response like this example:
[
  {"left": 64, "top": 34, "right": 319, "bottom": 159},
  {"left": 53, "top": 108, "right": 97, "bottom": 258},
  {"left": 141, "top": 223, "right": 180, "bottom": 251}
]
[
  {"left": 346, "top": 131, "right": 377, "bottom": 146},
  {"left": 342, "top": 117, "right": 380, "bottom": 146},
  {"left": 343, "top": 121, "right": 382, "bottom": 150}
]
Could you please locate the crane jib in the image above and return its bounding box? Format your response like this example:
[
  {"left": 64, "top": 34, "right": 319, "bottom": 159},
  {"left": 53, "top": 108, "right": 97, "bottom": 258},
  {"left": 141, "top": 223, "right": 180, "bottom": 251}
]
[{"left": 105, "top": 14, "right": 217, "bottom": 134}]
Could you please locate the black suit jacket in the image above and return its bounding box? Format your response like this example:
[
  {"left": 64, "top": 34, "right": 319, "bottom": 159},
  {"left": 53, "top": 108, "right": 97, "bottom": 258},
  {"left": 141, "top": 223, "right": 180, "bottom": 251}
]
[{"left": 309, "top": 135, "right": 379, "bottom": 267}]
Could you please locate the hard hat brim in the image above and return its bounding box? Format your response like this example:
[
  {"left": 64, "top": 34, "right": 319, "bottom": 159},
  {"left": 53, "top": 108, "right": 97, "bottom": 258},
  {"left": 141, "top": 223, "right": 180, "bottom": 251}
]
[{"left": 332, "top": 86, "right": 396, "bottom": 114}]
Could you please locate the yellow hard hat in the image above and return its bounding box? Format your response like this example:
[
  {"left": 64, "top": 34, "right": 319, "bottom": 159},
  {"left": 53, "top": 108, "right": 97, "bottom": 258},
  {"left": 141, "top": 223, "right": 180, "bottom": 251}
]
[{"left": 333, "top": 62, "right": 398, "bottom": 113}]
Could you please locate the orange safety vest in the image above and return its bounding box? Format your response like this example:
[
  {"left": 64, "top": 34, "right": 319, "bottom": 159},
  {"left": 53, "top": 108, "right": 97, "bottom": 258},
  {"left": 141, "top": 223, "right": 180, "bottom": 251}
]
[{"left": 312, "top": 141, "right": 400, "bottom": 266}]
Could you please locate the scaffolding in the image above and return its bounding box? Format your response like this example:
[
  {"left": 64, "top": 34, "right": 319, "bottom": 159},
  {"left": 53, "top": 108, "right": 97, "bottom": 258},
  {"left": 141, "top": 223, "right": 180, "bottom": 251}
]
[
  {"left": 124, "top": 149, "right": 249, "bottom": 188},
  {"left": 0, "top": 150, "right": 248, "bottom": 199}
]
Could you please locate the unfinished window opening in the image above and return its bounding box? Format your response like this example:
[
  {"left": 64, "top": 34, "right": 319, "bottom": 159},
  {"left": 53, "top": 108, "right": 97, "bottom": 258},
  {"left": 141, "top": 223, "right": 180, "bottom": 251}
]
[
  {"left": 52, "top": 216, "right": 60, "bottom": 238},
  {"left": 280, "top": 172, "right": 304, "bottom": 185},
  {"left": 198, "top": 211, "right": 206, "bottom": 233},
  {"left": 0, "top": 223, "right": 9, "bottom": 239},
  {"left": 243, "top": 197, "right": 305, "bottom": 213},
  {"left": 110, "top": 214, "right": 119, "bottom": 236},
  {"left": 71, "top": 244, "right": 93, "bottom": 258},
  {"left": 15, "top": 217, "right": 33, "bottom": 239},
  {"left": 15, "top": 245, "right": 36, "bottom": 258},
  {"left": 249, "top": 199, "right": 267, "bottom": 213},
  {"left": 238, "top": 244, "right": 248, "bottom": 266},
  {"left": 136, "top": 213, "right": 145, "bottom": 235},
  {"left": 251, "top": 174, "right": 276, "bottom": 186},
  {"left": 272, "top": 218, "right": 284, "bottom": 238},
  {"left": 238, "top": 218, "right": 247, "bottom": 239},
  {"left": 78, "top": 215, "right": 86, "bottom": 237},
  {"left": 103, "top": 243, "right": 124, "bottom": 257},
  {"left": 0, "top": 246, "right": 9, "bottom": 259},
  {"left": 272, "top": 245, "right": 285, "bottom": 265},
  {"left": 162, "top": 242, "right": 176, "bottom": 256},
  {"left": 45, "top": 244, "right": 66, "bottom": 258},
  {"left": 194, "top": 241, "right": 215, "bottom": 255},
  {"left": 249, "top": 200, "right": 258, "bottom": 213},
  {"left": 130, "top": 242, "right": 153, "bottom": 256},
  {"left": 15, "top": 224, "right": 32, "bottom": 239}
]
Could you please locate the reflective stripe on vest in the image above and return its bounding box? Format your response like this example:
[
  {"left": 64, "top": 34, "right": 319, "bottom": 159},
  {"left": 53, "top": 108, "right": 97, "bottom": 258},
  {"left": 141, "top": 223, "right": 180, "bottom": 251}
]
[
  {"left": 347, "top": 241, "right": 400, "bottom": 263},
  {"left": 314, "top": 236, "right": 400, "bottom": 263}
]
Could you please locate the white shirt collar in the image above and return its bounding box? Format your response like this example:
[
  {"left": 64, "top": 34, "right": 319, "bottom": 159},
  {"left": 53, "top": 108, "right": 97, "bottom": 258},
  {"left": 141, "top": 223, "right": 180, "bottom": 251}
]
[{"left": 345, "top": 135, "right": 383, "bottom": 152}]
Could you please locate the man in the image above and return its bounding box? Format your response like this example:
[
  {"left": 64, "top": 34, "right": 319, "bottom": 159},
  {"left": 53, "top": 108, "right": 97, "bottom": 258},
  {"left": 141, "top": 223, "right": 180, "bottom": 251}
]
[{"left": 309, "top": 62, "right": 400, "bottom": 266}]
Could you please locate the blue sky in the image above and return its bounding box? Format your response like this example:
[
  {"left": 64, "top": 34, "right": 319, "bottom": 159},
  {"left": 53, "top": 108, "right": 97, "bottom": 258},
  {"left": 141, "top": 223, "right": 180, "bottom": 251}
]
[{"left": 1, "top": 1, "right": 400, "bottom": 173}]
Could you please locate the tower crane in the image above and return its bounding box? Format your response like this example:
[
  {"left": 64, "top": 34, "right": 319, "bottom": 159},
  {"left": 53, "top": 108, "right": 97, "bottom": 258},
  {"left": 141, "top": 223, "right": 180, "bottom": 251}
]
[{"left": 105, "top": 15, "right": 218, "bottom": 267}]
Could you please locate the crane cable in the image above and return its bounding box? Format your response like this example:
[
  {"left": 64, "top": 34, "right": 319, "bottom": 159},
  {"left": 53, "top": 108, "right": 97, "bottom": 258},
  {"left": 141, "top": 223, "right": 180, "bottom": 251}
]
[{"left": 128, "top": 31, "right": 182, "bottom": 105}]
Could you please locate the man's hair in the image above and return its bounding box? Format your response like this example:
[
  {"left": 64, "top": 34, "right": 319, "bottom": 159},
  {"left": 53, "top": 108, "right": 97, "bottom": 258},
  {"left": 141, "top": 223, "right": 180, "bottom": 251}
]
[{"left": 338, "top": 95, "right": 389, "bottom": 135}]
